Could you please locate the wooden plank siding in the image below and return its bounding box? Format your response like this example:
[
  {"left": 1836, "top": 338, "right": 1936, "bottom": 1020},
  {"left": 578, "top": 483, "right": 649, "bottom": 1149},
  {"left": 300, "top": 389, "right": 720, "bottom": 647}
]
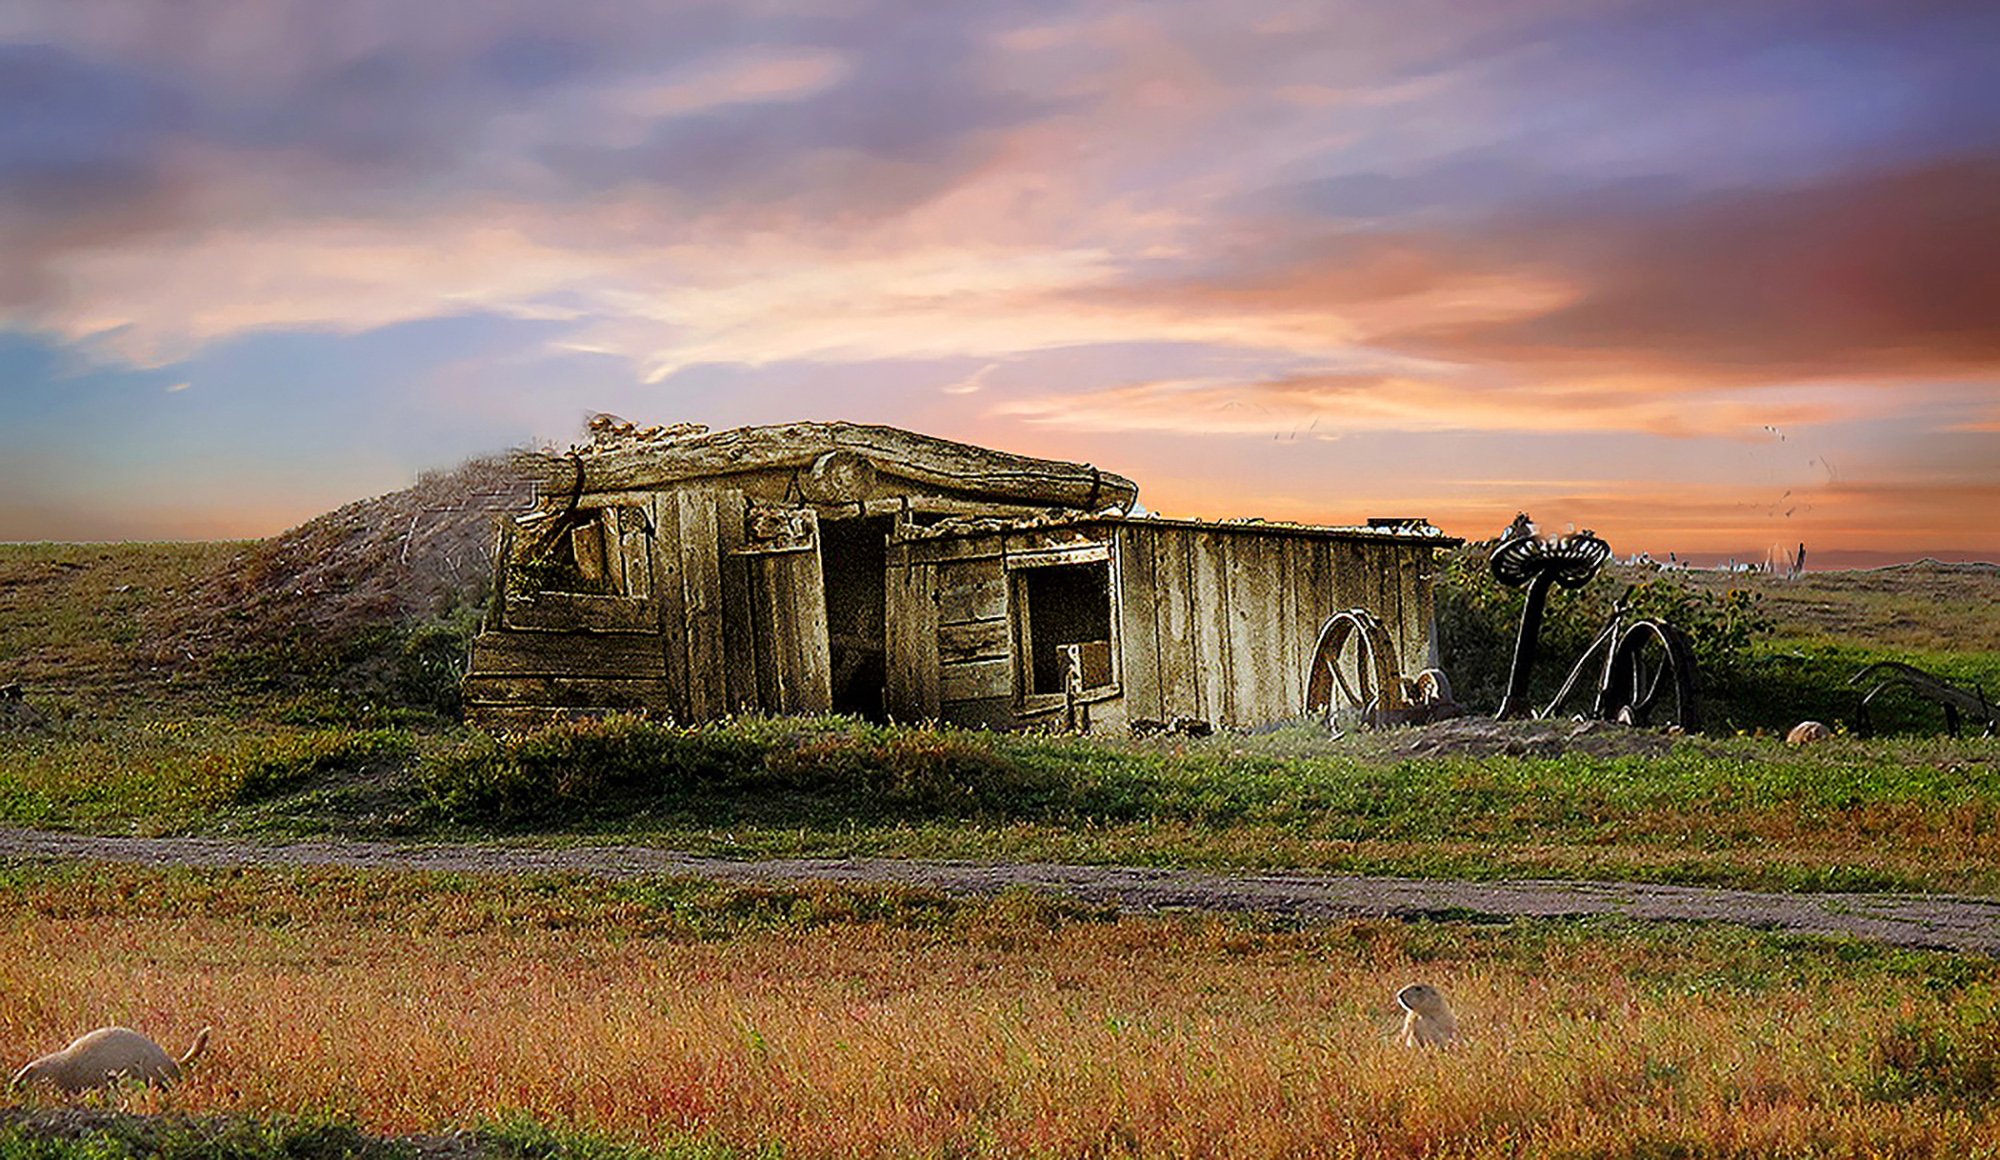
[
  {"left": 502, "top": 592, "right": 654, "bottom": 633},
  {"left": 1150, "top": 528, "right": 1202, "bottom": 719},
  {"left": 939, "top": 618, "right": 1009, "bottom": 665},
  {"left": 940, "top": 658, "right": 1012, "bottom": 702},
  {"left": 652, "top": 492, "right": 690, "bottom": 717},
  {"left": 1087, "top": 523, "right": 1446, "bottom": 730},
  {"left": 469, "top": 630, "right": 667, "bottom": 679},
  {"left": 931, "top": 554, "right": 1011, "bottom": 723},
  {"left": 883, "top": 543, "right": 940, "bottom": 721},
  {"left": 676, "top": 491, "right": 726, "bottom": 722},
  {"left": 1188, "top": 530, "right": 1233, "bottom": 723},
  {"left": 715, "top": 490, "right": 760, "bottom": 714},
  {"left": 467, "top": 481, "right": 1450, "bottom": 732},
  {"left": 1225, "top": 533, "right": 1286, "bottom": 721},
  {"left": 1113, "top": 526, "right": 1163, "bottom": 721},
  {"left": 462, "top": 675, "right": 672, "bottom": 711},
  {"left": 750, "top": 538, "right": 833, "bottom": 715}
]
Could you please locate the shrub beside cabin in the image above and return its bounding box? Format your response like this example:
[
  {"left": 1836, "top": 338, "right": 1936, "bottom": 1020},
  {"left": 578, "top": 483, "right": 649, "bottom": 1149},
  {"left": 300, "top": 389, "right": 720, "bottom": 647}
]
[{"left": 466, "top": 421, "right": 1456, "bottom": 733}]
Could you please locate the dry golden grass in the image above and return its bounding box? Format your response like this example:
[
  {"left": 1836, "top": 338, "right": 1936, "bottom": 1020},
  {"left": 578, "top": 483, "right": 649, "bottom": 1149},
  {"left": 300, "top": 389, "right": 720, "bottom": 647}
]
[{"left": 2, "top": 867, "right": 1997, "bottom": 1158}]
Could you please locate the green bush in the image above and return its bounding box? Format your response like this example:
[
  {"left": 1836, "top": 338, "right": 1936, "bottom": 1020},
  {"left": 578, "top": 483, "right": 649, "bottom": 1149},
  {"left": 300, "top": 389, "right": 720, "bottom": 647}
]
[
  {"left": 205, "top": 728, "right": 416, "bottom": 804},
  {"left": 210, "top": 601, "right": 483, "bottom": 723},
  {"left": 1708, "top": 641, "right": 2000, "bottom": 736},
  {"left": 418, "top": 716, "right": 762, "bottom": 821},
  {"left": 1436, "top": 544, "right": 1771, "bottom": 727},
  {"left": 418, "top": 716, "right": 1063, "bottom": 826}
]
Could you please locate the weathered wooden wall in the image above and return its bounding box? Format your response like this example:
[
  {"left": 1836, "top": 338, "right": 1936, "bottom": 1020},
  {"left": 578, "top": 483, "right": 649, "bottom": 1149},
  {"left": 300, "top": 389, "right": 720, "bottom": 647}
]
[
  {"left": 885, "top": 520, "right": 1441, "bottom": 732},
  {"left": 465, "top": 487, "right": 831, "bottom": 727},
  {"left": 470, "top": 496, "right": 1443, "bottom": 733},
  {"left": 1112, "top": 524, "right": 1436, "bottom": 728},
  {"left": 890, "top": 535, "right": 1015, "bottom": 729}
]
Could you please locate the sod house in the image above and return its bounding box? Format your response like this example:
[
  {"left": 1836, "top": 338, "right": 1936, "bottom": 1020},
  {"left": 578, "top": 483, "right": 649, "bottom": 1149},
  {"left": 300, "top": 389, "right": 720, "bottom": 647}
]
[{"left": 464, "top": 420, "right": 1455, "bottom": 733}]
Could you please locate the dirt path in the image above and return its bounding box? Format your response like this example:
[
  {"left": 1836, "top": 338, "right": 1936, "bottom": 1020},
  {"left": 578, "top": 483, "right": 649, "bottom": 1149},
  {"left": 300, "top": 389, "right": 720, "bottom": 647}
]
[{"left": 5, "top": 827, "right": 1999, "bottom": 954}]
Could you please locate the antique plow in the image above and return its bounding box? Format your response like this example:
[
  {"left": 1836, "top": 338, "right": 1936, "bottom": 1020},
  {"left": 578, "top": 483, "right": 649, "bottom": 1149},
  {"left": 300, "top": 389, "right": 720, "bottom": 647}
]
[
  {"left": 1303, "top": 609, "right": 1457, "bottom": 734},
  {"left": 1849, "top": 661, "right": 1998, "bottom": 737},
  {"left": 1490, "top": 530, "right": 1700, "bottom": 730}
]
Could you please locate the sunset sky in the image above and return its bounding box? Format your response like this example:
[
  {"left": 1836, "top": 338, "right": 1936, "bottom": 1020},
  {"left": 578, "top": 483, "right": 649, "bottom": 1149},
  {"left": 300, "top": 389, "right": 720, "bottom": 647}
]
[{"left": 1, "top": 1, "right": 1995, "bottom": 565}]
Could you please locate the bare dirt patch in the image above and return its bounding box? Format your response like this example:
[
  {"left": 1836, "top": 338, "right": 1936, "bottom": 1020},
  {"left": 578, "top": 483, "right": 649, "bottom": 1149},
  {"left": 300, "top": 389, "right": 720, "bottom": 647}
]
[{"left": 1387, "top": 716, "right": 1685, "bottom": 760}]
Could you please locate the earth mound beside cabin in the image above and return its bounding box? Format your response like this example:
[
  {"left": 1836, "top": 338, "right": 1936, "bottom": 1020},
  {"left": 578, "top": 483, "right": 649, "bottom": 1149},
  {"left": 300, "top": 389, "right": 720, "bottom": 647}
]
[{"left": 166, "top": 456, "right": 531, "bottom": 684}]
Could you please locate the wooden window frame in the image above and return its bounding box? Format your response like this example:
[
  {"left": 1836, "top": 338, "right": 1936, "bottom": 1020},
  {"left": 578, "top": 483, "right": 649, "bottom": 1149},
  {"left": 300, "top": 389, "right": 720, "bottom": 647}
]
[{"left": 1006, "top": 542, "right": 1121, "bottom": 714}]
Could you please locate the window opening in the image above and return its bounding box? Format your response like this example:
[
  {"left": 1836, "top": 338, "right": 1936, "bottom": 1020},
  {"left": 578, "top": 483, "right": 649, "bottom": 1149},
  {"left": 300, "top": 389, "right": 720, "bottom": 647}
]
[{"left": 1017, "top": 561, "right": 1113, "bottom": 697}]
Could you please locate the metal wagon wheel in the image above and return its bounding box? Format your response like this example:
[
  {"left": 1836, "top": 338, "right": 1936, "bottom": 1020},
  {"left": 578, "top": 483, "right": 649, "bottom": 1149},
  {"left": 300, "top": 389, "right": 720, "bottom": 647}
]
[
  {"left": 1602, "top": 618, "right": 1700, "bottom": 730},
  {"left": 1304, "top": 610, "right": 1405, "bottom": 733}
]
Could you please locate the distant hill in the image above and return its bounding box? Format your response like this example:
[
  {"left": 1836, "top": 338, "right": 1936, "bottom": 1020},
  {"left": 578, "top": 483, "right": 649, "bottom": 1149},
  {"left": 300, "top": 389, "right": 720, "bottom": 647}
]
[{"left": 1662, "top": 559, "right": 2000, "bottom": 652}]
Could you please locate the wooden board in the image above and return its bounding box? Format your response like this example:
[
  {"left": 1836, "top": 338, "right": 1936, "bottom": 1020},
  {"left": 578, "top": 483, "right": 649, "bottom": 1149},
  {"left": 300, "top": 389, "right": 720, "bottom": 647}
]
[
  {"left": 652, "top": 493, "right": 690, "bottom": 717},
  {"left": 1150, "top": 528, "right": 1202, "bottom": 720},
  {"left": 616, "top": 505, "right": 653, "bottom": 599},
  {"left": 677, "top": 490, "right": 725, "bottom": 722},
  {"left": 1002, "top": 541, "right": 1111, "bottom": 568},
  {"left": 884, "top": 547, "right": 940, "bottom": 722},
  {"left": 715, "top": 490, "right": 761, "bottom": 713},
  {"left": 462, "top": 675, "right": 672, "bottom": 711},
  {"left": 939, "top": 617, "right": 1009, "bottom": 665},
  {"left": 527, "top": 422, "right": 1139, "bottom": 512},
  {"left": 1114, "top": 527, "right": 1163, "bottom": 721},
  {"left": 469, "top": 631, "right": 667, "bottom": 679},
  {"left": 752, "top": 539, "right": 832, "bottom": 715},
  {"left": 1223, "top": 533, "right": 1284, "bottom": 724},
  {"left": 1188, "top": 530, "right": 1233, "bottom": 724},
  {"left": 502, "top": 592, "right": 655, "bottom": 633},
  {"left": 936, "top": 559, "right": 1006, "bottom": 626},
  {"left": 938, "top": 695, "right": 1017, "bottom": 731},
  {"left": 939, "top": 657, "right": 1011, "bottom": 702},
  {"left": 936, "top": 575, "right": 1006, "bottom": 623}
]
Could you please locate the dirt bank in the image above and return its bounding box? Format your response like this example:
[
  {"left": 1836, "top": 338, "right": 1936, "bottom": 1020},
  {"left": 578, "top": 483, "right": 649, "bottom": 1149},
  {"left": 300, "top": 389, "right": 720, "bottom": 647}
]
[{"left": 4, "top": 828, "right": 1998, "bottom": 954}]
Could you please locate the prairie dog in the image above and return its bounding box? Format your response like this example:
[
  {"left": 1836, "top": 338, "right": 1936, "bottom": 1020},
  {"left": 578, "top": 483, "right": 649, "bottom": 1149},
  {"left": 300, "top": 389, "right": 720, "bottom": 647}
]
[
  {"left": 11, "top": 1026, "right": 210, "bottom": 1093},
  {"left": 1396, "top": 984, "right": 1458, "bottom": 1047}
]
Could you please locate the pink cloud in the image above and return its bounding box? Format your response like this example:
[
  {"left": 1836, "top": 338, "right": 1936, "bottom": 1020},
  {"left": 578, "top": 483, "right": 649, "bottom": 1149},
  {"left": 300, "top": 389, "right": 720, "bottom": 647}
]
[{"left": 997, "top": 372, "right": 1872, "bottom": 439}]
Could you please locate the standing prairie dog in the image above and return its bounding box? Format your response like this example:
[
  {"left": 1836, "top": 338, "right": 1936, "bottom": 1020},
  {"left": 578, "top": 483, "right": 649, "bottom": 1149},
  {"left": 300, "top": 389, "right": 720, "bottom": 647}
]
[
  {"left": 11, "top": 1026, "right": 211, "bottom": 1093},
  {"left": 1395, "top": 984, "right": 1458, "bottom": 1047}
]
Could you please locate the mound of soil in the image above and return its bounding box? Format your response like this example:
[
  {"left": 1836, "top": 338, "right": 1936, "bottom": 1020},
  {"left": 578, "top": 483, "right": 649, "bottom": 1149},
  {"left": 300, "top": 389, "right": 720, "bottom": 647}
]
[
  {"left": 1388, "top": 715, "right": 1683, "bottom": 759},
  {"left": 168, "top": 457, "right": 533, "bottom": 668}
]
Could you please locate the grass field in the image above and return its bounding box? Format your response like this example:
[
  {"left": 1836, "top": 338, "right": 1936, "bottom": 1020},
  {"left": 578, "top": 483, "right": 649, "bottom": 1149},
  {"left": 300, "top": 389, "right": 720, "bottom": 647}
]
[
  {"left": 1, "top": 540, "right": 1996, "bottom": 895},
  {"left": 5, "top": 712, "right": 2000, "bottom": 893},
  {"left": 3, "top": 542, "right": 1999, "bottom": 1155},
  {"left": 4, "top": 864, "right": 2000, "bottom": 1159}
]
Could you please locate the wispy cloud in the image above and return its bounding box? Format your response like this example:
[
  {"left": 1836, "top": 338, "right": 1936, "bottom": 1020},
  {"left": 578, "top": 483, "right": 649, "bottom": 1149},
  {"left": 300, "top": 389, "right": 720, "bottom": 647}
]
[
  {"left": 0, "top": 0, "right": 1993, "bottom": 553},
  {"left": 998, "top": 372, "right": 1877, "bottom": 439}
]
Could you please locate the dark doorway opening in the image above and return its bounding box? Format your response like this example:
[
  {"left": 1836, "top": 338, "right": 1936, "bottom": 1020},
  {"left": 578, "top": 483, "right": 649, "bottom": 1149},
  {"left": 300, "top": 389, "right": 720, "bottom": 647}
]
[{"left": 819, "top": 515, "right": 894, "bottom": 720}]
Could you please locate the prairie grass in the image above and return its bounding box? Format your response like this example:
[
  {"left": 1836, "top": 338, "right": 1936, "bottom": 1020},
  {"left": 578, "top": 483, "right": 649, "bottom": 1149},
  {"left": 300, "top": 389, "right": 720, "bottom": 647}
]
[
  {"left": 0, "top": 718, "right": 417, "bottom": 831},
  {"left": 5, "top": 714, "right": 2000, "bottom": 892},
  {"left": 2, "top": 865, "right": 1997, "bottom": 1158}
]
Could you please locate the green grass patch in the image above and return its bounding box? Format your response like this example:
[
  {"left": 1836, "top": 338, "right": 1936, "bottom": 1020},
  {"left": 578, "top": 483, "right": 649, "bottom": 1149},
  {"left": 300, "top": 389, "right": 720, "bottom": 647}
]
[
  {"left": 0, "top": 720, "right": 417, "bottom": 830},
  {"left": 7, "top": 712, "right": 1999, "bottom": 892},
  {"left": 1708, "top": 637, "right": 2000, "bottom": 736},
  {"left": 0, "top": 1110, "right": 768, "bottom": 1159},
  {"left": 0, "top": 861, "right": 1112, "bottom": 944}
]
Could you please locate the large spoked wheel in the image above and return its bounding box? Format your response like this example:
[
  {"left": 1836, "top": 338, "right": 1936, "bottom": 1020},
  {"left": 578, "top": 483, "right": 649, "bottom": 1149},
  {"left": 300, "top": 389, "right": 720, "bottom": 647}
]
[
  {"left": 1305, "top": 610, "right": 1403, "bottom": 733},
  {"left": 1603, "top": 619, "right": 1700, "bottom": 730}
]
